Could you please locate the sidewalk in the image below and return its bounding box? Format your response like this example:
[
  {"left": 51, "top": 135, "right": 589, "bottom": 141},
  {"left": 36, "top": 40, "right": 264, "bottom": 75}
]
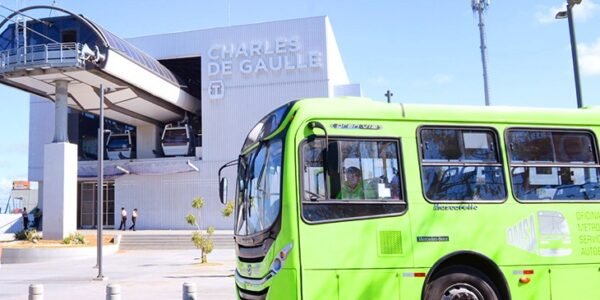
[
  {"left": 78, "top": 229, "right": 235, "bottom": 235},
  {"left": 0, "top": 248, "right": 237, "bottom": 299}
]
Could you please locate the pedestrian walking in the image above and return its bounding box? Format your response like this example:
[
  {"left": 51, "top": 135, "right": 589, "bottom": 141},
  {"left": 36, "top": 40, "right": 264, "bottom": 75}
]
[
  {"left": 129, "top": 208, "right": 138, "bottom": 231},
  {"left": 22, "top": 207, "right": 29, "bottom": 230},
  {"left": 118, "top": 207, "right": 127, "bottom": 231}
]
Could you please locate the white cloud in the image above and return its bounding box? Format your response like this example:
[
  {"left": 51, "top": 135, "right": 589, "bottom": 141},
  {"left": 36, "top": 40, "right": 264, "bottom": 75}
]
[
  {"left": 579, "top": 38, "right": 600, "bottom": 75},
  {"left": 536, "top": 1, "right": 599, "bottom": 24},
  {"left": 574, "top": 1, "right": 599, "bottom": 21},
  {"left": 536, "top": 5, "right": 565, "bottom": 24}
]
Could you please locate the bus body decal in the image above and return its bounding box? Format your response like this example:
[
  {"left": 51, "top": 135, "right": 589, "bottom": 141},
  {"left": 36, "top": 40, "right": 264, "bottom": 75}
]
[{"left": 506, "top": 210, "right": 572, "bottom": 257}]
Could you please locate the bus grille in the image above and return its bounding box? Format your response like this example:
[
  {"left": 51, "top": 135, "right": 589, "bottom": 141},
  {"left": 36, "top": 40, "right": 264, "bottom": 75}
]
[{"left": 378, "top": 230, "right": 403, "bottom": 256}]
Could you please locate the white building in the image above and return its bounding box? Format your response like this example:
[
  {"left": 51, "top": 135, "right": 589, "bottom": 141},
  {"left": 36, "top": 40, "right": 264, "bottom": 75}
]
[{"left": 7, "top": 7, "right": 358, "bottom": 231}]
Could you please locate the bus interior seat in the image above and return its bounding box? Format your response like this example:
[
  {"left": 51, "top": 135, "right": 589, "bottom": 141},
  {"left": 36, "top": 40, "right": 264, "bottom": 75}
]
[{"left": 554, "top": 185, "right": 584, "bottom": 200}]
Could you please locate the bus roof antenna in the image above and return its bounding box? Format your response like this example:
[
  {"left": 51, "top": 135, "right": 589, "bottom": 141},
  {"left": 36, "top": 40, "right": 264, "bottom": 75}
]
[{"left": 472, "top": 0, "right": 491, "bottom": 106}]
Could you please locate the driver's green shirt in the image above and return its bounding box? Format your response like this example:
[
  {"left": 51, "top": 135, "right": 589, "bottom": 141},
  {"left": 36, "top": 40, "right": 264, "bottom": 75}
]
[{"left": 339, "top": 181, "right": 377, "bottom": 199}]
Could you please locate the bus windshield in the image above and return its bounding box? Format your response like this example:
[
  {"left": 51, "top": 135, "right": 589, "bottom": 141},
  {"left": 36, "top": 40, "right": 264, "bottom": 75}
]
[{"left": 235, "top": 138, "right": 282, "bottom": 236}]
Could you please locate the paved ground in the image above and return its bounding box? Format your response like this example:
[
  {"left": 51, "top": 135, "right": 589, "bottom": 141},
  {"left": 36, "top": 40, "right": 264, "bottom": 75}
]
[
  {"left": 0, "top": 240, "right": 237, "bottom": 299},
  {"left": 78, "top": 229, "right": 234, "bottom": 236}
]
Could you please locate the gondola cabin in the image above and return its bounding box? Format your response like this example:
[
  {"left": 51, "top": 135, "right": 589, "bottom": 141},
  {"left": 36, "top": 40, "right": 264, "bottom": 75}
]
[
  {"left": 161, "top": 124, "right": 192, "bottom": 156},
  {"left": 106, "top": 130, "right": 134, "bottom": 160}
]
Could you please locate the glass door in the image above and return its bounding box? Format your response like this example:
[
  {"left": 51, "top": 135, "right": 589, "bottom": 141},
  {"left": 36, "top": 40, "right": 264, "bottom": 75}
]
[{"left": 78, "top": 181, "right": 115, "bottom": 228}]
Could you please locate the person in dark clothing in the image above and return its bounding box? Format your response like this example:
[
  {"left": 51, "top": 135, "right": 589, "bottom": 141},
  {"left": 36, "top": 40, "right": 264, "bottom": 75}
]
[
  {"left": 32, "top": 207, "right": 43, "bottom": 230},
  {"left": 22, "top": 207, "right": 29, "bottom": 230},
  {"left": 129, "top": 208, "right": 138, "bottom": 231},
  {"left": 118, "top": 207, "right": 127, "bottom": 231}
]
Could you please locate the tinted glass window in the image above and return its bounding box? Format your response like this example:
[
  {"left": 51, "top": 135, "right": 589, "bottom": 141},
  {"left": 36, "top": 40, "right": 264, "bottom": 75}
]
[
  {"left": 96, "top": 26, "right": 180, "bottom": 84},
  {"left": 422, "top": 166, "right": 505, "bottom": 201},
  {"left": 507, "top": 129, "right": 600, "bottom": 201},
  {"left": 163, "top": 129, "right": 189, "bottom": 145},
  {"left": 420, "top": 127, "right": 506, "bottom": 201},
  {"left": 243, "top": 102, "right": 294, "bottom": 150},
  {"left": 61, "top": 30, "right": 77, "bottom": 43},
  {"left": 421, "top": 128, "right": 498, "bottom": 162},
  {"left": 107, "top": 136, "right": 130, "bottom": 150},
  {"left": 301, "top": 138, "right": 405, "bottom": 222}
]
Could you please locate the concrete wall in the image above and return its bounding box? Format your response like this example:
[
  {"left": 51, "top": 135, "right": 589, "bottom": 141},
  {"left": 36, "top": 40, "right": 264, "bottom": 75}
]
[
  {"left": 28, "top": 96, "right": 54, "bottom": 182},
  {"left": 114, "top": 160, "right": 234, "bottom": 230},
  {"left": 42, "top": 143, "right": 77, "bottom": 239},
  {"left": 9, "top": 189, "right": 39, "bottom": 211},
  {"left": 136, "top": 124, "right": 160, "bottom": 159}
]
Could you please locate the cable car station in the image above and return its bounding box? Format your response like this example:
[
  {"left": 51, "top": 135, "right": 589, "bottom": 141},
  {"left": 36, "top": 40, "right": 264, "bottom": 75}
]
[{"left": 0, "top": 5, "right": 358, "bottom": 237}]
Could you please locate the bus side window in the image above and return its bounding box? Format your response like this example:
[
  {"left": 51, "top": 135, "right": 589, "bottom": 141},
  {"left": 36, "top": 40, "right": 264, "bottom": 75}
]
[
  {"left": 336, "top": 141, "right": 397, "bottom": 200},
  {"left": 507, "top": 129, "right": 600, "bottom": 201},
  {"left": 419, "top": 127, "right": 506, "bottom": 201},
  {"left": 301, "top": 138, "right": 406, "bottom": 222},
  {"left": 302, "top": 139, "right": 327, "bottom": 200}
]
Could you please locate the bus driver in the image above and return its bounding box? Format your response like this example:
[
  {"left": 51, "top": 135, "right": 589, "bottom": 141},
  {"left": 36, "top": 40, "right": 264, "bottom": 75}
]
[{"left": 339, "top": 167, "right": 376, "bottom": 199}]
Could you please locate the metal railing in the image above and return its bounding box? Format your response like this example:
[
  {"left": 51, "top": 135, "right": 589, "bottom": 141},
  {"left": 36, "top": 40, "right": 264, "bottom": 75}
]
[{"left": 0, "top": 42, "right": 82, "bottom": 72}]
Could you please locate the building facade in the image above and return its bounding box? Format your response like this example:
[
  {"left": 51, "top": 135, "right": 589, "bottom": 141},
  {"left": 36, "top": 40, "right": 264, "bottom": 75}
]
[{"left": 26, "top": 15, "right": 358, "bottom": 230}]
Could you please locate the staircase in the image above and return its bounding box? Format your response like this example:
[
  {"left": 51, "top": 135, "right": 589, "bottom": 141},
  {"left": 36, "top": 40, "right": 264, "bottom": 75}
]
[{"left": 119, "top": 233, "right": 235, "bottom": 250}]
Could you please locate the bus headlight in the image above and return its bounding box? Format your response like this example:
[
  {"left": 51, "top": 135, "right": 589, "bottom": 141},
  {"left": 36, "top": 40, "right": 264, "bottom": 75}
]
[{"left": 269, "top": 243, "right": 292, "bottom": 275}]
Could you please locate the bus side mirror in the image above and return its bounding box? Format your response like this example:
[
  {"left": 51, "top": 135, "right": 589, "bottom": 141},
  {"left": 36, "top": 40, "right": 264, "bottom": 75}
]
[{"left": 219, "top": 178, "right": 228, "bottom": 205}]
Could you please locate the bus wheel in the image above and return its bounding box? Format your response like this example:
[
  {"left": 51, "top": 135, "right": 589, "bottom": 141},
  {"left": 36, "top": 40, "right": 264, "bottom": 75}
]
[{"left": 424, "top": 266, "right": 499, "bottom": 300}]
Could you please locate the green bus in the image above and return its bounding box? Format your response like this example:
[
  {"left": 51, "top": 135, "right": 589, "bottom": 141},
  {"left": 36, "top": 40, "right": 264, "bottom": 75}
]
[{"left": 219, "top": 97, "right": 600, "bottom": 300}]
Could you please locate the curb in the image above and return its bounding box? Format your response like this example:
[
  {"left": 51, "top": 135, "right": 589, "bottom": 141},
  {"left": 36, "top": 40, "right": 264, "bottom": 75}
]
[{"left": 0, "top": 236, "right": 121, "bottom": 264}]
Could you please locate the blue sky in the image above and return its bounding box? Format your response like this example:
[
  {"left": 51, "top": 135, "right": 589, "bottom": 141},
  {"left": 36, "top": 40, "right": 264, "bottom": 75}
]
[{"left": 1, "top": 0, "right": 600, "bottom": 204}]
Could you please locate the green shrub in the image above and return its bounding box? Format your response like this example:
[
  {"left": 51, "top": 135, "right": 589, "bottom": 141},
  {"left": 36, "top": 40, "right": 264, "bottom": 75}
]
[
  {"left": 191, "top": 230, "right": 214, "bottom": 263},
  {"left": 187, "top": 196, "right": 232, "bottom": 263},
  {"left": 221, "top": 201, "right": 234, "bottom": 217},
  {"left": 185, "top": 214, "right": 196, "bottom": 226},
  {"left": 62, "top": 232, "right": 86, "bottom": 245},
  {"left": 186, "top": 197, "right": 215, "bottom": 263},
  {"left": 15, "top": 229, "right": 42, "bottom": 243},
  {"left": 15, "top": 230, "right": 27, "bottom": 240}
]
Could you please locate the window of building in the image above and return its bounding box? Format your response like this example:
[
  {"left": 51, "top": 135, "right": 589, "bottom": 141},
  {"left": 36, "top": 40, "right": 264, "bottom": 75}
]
[
  {"left": 61, "top": 30, "right": 77, "bottom": 43},
  {"left": 507, "top": 129, "right": 600, "bottom": 201},
  {"left": 419, "top": 127, "right": 506, "bottom": 201},
  {"left": 301, "top": 138, "right": 405, "bottom": 223}
]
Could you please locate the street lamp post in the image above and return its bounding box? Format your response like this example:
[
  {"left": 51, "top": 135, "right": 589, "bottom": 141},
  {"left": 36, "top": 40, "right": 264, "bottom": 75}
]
[
  {"left": 556, "top": 0, "right": 583, "bottom": 108},
  {"left": 96, "top": 84, "right": 107, "bottom": 280}
]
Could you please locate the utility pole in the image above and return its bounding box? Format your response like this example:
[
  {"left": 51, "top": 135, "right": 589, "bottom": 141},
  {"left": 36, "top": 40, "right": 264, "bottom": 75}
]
[
  {"left": 556, "top": 0, "right": 584, "bottom": 108},
  {"left": 472, "top": 0, "right": 491, "bottom": 106},
  {"left": 385, "top": 90, "right": 394, "bottom": 103}
]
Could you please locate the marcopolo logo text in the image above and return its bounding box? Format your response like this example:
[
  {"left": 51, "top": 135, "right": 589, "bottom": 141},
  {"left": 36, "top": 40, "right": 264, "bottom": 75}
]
[{"left": 433, "top": 204, "right": 478, "bottom": 211}]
